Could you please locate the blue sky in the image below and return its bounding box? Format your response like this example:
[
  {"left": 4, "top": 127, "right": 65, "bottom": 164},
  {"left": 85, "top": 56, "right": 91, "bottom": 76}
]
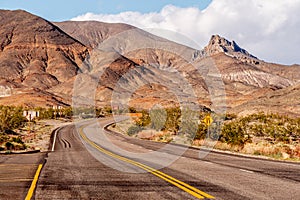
[
  {"left": 0, "top": 0, "right": 299, "bottom": 64},
  {"left": 0, "top": 0, "right": 212, "bottom": 21}
]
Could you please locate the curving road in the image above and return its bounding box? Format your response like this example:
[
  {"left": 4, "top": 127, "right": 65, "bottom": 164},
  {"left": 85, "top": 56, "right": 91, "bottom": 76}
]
[{"left": 35, "top": 118, "right": 300, "bottom": 200}]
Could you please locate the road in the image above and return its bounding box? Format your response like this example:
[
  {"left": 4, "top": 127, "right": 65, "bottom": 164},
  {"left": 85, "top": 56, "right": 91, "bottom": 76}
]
[
  {"left": 0, "top": 152, "right": 45, "bottom": 200},
  {"left": 2, "top": 117, "right": 298, "bottom": 199}
]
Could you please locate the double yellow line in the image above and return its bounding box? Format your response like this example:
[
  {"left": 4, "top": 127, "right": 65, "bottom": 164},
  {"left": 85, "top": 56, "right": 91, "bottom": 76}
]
[{"left": 79, "top": 124, "right": 214, "bottom": 199}]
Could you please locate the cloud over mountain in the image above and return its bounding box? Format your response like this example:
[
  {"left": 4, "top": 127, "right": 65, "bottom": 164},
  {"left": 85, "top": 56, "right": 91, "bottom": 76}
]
[{"left": 72, "top": 0, "right": 300, "bottom": 65}]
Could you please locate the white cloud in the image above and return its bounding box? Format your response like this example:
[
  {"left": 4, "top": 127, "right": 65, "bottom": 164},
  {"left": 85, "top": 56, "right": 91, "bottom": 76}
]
[{"left": 72, "top": 0, "right": 300, "bottom": 64}]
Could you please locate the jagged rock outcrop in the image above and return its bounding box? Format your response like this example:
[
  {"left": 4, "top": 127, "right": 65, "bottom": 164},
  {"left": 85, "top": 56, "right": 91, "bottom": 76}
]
[
  {"left": 203, "top": 35, "right": 256, "bottom": 58},
  {"left": 196, "top": 35, "right": 260, "bottom": 66}
]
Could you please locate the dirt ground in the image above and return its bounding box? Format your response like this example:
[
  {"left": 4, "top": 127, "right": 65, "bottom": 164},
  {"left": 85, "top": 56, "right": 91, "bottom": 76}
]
[{"left": 20, "top": 119, "right": 72, "bottom": 152}]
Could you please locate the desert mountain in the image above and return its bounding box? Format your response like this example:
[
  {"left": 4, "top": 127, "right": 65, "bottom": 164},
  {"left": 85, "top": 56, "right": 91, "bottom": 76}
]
[
  {"left": 53, "top": 21, "right": 135, "bottom": 49},
  {"left": 57, "top": 21, "right": 298, "bottom": 110},
  {"left": 0, "top": 10, "right": 299, "bottom": 116},
  {"left": 0, "top": 9, "right": 89, "bottom": 106},
  {"left": 198, "top": 34, "right": 257, "bottom": 60},
  {"left": 198, "top": 36, "right": 299, "bottom": 113},
  {"left": 232, "top": 82, "right": 300, "bottom": 117}
]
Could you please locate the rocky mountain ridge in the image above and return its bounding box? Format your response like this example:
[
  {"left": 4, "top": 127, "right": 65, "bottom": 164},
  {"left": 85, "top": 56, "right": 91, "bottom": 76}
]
[
  {"left": 0, "top": 9, "right": 299, "bottom": 116},
  {"left": 200, "top": 35, "right": 257, "bottom": 58}
]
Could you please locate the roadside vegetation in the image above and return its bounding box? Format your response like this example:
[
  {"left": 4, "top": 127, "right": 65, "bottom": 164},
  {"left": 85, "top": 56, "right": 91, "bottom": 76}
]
[
  {"left": 217, "top": 113, "right": 300, "bottom": 160},
  {"left": 117, "top": 108, "right": 300, "bottom": 160},
  {"left": 0, "top": 105, "right": 113, "bottom": 152},
  {"left": 0, "top": 106, "right": 27, "bottom": 151},
  {"left": 2, "top": 104, "right": 299, "bottom": 160}
]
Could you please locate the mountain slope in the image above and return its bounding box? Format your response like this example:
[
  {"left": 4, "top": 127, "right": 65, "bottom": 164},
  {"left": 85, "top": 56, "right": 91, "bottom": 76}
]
[
  {"left": 0, "top": 9, "right": 89, "bottom": 106},
  {"left": 0, "top": 10, "right": 299, "bottom": 117},
  {"left": 0, "top": 10, "right": 89, "bottom": 86},
  {"left": 55, "top": 20, "right": 300, "bottom": 114},
  {"left": 54, "top": 21, "right": 135, "bottom": 49},
  {"left": 232, "top": 83, "right": 300, "bottom": 117}
]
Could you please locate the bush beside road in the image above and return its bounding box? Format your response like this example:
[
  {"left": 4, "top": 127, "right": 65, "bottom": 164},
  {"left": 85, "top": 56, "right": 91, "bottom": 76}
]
[{"left": 111, "top": 109, "right": 300, "bottom": 161}]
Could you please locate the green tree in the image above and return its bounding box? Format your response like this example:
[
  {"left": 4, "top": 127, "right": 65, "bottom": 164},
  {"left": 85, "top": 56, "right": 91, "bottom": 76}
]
[
  {"left": 37, "top": 108, "right": 55, "bottom": 119},
  {"left": 62, "top": 107, "right": 73, "bottom": 118},
  {"left": 0, "top": 106, "right": 26, "bottom": 132}
]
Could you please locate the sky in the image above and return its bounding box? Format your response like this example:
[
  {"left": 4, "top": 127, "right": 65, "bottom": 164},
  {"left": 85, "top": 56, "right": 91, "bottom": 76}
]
[
  {"left": 1, "top": 0, "right": 300, "bottom": 65},
  {"left": 0, "top": 0, "right": 212, "bottom": 21}
]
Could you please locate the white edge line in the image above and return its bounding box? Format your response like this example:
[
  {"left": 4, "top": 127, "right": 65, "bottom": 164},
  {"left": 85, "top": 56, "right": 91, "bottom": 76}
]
[
  {"left": 51, "top": 127, "right": 62, "bottom": 151},
  {"left": 239, "top": 169, "right": 254, "bottom": 173}
]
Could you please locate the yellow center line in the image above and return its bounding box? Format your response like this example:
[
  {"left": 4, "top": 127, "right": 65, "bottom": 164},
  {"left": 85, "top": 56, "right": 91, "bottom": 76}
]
[
  {"left": 25, "top": 164, "right": 43, "bottom": 200},
  {"left": 79, "top": 124, "right": 214, "bottom": 199}
]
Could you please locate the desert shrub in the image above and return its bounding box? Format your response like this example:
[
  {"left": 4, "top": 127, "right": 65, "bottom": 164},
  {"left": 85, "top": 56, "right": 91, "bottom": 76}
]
[
  {"left": 220, "top": 122, "right": 251, "bottom": 146},
  {"left": 223, "top": 112, "right": 300, "bottom": 144},
  {"left": 127, "top": 125, "right": 143, "bottom": 136},
  {"left": 180, "top": 109, "right": 199, "bottom": 139},
  {"left": 225, "top": 113, "right": 237, "bottom": 120},
  {"left": 5, "top": 141, "right": 14, "bottom": 150},
  {"left": 11, "top": 137, "right": 24, "bottom": 144},
  {"left": 103, "top": 106, "right": 112, "bottom": 115},
  {"left": 163, "top": 108, "right": 181, "bottom": 133},
  {"left": 149, "top": 109, "right": 167, "bottom": 131},
  {"left": 62, "top": 107, "right": 73, "bottom": 118},
  {"left": 128, "top": 107, "right": 137, "bottom": 113},
  {"left": 135, "top": 109, "right": 300, "bottom": 148},
  {"left": 136, "top": 110, "right": 151, "bottom": 127},
  {"left": 195, "top": 123, "right": 208, "bottom": 140},
  {"left": 37, "top": 108, "right": 55, "bottom": 119},
  {"left": 0, "top": 135, "right": 9, "bottom": 143},
  {"left": 136, "top": 108, "right": 213, "bottom": 139},
  {"left": 0, "top": 106, "right": 26, "bottom": 132}
]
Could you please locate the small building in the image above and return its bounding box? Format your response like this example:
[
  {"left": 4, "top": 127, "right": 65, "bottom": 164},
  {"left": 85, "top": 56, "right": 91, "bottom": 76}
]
[
  {"left": 52, "top": 105, "right": 63, "bottom": 110},
  {"left": 23, "top": 110, "right": 39, "bottom": 121}
]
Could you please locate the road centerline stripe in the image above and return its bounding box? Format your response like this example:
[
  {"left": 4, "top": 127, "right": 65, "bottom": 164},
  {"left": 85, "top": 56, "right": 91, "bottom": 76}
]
[
  {"left": 79, "top": 124, "right": 214, "bottom": 199},
  {"left": 25, "top": 164, "right": 43, "bottom": 200}
]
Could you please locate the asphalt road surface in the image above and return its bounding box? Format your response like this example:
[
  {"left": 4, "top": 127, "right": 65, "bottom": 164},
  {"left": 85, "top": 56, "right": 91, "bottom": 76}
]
[
  {"left": 2, "top": 117, "right": 299, "bottom": 199},
  {"left": 0, "top": 152, "right": 45, "bottom": 200}
]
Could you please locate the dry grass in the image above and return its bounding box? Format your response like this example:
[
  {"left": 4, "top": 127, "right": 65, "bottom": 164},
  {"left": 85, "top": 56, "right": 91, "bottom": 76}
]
[
  {"left": 19, "top": 119, "right": 71, "bottom": 151},
  {"left": 242, "top": 142, "right": 300, "bottom": 160},
  {"left": 193, "top": 139, "right": 300, "bottom": 161},
  {"left": 108, "top": 119, "right": 134, "bottom": 135},
  {"left": 109, "top": 120, "right": 174, "bottom": 143}
]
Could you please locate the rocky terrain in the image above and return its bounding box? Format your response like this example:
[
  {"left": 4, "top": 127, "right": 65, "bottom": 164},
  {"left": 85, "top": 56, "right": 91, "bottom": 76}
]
[
  {"left": 0, "top": 10, "right": 89, "bottom": 106},
  {"left": 0, "top": 9, "right": 299, "bottom": 116},
  {"left": 53, "top": 21, "right": 135, "bottom": 49}
]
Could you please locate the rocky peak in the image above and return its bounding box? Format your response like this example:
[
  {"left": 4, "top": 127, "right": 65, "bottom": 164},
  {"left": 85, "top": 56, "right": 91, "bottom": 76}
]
[{"left": 198, "top": 35, "right": 257, "bottom": 60}]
